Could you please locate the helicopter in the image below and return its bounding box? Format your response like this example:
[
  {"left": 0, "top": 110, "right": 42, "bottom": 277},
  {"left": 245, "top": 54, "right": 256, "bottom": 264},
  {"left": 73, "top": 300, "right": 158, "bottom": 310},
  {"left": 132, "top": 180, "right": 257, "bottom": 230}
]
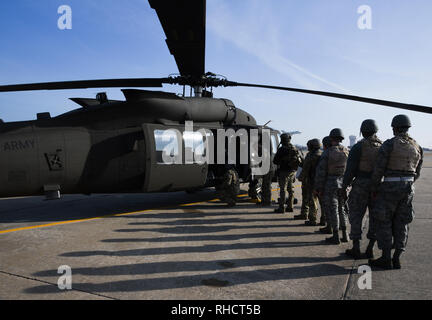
[{"left": 0, "top": 0, "right": 431, "bottom": 201}]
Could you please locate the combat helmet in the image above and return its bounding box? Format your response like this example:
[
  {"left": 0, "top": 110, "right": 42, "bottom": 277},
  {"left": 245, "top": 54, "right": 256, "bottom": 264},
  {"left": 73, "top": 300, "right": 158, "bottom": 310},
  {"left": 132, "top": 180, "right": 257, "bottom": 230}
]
[
  {"left": 391, "top": 115, "right": 411, "bottom": 128},
  {"left": 280, "top": 133, "right": 291, "bottom": 144},
  {"left": 307, "top": 138, "right": 321, "bottom": 150},
  {"left": 322, "top": 136, "right": 331, "bottom": 148},
  {"left": 360, "top": 119, "right": 378, "bottom": 134},
  {"left": 329, "top": 128, "right": 345, "bottom": 140}
]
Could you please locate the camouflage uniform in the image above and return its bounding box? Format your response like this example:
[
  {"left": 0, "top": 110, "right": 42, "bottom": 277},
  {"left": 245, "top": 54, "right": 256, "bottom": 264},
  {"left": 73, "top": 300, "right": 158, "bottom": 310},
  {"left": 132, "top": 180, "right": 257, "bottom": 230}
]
[
  {"left": 255, "top": 138, "right": 274, "bottom": 206},
  {"left": 369, "top": 132, "right": 423, "bottom": 266},
  {"left": 278, "top": 171, "right": 295, "bottom": 208},
  {"left": 261, "top": 170, "right": 273, "bottom": 205},
  {"left": 315, "top": 145, "right": 349, "bottom": 233},
  {"left": 273, "top": 141, "right": 299, "bottom": 212},
  {"left": 343, "top": 135, "right": 382, "bottom": 241},
  {"left": 318, "top": 136, "right": 332, "bottom": 230},
  {"left": 300, "top": 185, "right": 311, "bottom": 216},
  {"left": 317, "top": 196, "right": 326, "bottom": 226},
  {"left": 298, "top": 148, "right": 322, "bottom": 223},
  {"left": 248, "top": 178, "right": 260, "bottom": 200},
  {"left": 218, "top": 167, "right": 240, "bottom": 207}
]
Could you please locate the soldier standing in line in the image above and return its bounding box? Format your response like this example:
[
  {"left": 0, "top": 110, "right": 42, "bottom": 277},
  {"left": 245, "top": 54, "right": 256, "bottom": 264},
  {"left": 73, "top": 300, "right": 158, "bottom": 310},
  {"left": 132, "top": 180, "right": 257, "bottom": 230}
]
[
  {"left": 318, "top": 136, "right": 332, "bottom": 233},
  {"left": 255, "top": 133, "right": 274, "bottom": 207},
  {"left": 368, "top": 115, "right": 423, "bottom": 270},
  {"left": 314, "top": 129, "right": 349, "bottom": 244},
  {"left": 342, "top": 120, "right": 382, "bottom": 259},
  {"left": 248, "top": 178, "right": 260, "bottom": 201},
  {"left": 216, "top": 165, "right": 240, "bottom": 207},
  {"left": 273, "top": 133, "right": 300, "bottom": 213},
  {"left": 296, "top": 139, "right": 322, "bottom": 226},
  {"left": 260, "top": 145, "right": 274, "bottom": 206}
]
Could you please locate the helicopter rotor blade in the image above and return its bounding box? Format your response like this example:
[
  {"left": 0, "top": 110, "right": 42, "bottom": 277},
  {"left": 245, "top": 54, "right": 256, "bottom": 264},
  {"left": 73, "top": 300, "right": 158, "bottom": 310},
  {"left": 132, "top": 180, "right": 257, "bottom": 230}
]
[
  {"left": 0, "top": 78, "right": 170, "bottom": 92},
  {"left": 227, "top": 82, "right": 432, "bottom": 115},
  {"left": 149, "top": 0, "right": 206, "bottom": 78}
]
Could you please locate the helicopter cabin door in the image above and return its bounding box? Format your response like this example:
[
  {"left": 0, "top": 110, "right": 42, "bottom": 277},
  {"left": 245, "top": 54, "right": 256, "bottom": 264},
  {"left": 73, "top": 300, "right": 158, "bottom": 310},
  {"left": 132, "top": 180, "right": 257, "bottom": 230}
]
[{"left": 142, "top": 124, "right": 208, "bottom": 192}]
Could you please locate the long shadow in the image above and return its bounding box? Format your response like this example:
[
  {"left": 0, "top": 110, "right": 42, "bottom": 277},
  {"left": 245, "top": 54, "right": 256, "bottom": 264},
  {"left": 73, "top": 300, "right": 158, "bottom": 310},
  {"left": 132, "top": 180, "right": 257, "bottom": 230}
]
[
  {"left": 114, "top": 209, "right": 277, "bottom": 221},
  {"left": 25, "top": 264, "right": 349, "bottom": 294},
  {"left": 33, "top": 256, "right": 348, "bottom": 278},
  {"left": 101, "top": 231, "right": 317, "bottom": 244},
  {"left": 126, "top": 217, "right": 295, "bottom": 226},
  {"left": 60, "top": 240, "right": 326, "bottom": 258},
  {"left": 114, "top": 224, "right": 310, "bottom": 235}
]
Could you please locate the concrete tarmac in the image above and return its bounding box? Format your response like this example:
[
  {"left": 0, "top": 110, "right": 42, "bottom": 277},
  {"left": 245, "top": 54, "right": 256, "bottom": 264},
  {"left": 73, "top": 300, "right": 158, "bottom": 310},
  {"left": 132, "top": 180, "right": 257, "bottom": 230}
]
[{"left": 0, "top": 154, "right": 431, "bottom": 300}]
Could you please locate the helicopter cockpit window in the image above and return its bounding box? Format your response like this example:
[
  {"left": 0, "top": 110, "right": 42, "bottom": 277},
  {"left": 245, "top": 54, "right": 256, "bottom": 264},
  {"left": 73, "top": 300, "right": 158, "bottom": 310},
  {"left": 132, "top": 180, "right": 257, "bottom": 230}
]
[{"left": 154, "top": 130, "right": 180, "bottom": 164}]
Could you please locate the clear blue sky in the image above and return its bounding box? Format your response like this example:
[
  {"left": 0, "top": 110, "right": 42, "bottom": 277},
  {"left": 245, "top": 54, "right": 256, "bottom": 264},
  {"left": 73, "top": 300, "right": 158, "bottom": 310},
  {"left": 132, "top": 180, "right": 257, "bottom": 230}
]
[{"left": 1, "top": 0, "right": 431, "bottom": 148}]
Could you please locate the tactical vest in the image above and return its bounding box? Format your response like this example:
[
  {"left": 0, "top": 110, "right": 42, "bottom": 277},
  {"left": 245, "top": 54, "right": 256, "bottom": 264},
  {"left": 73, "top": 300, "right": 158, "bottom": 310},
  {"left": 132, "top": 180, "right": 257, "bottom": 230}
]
[
  {"left": 358, "top": 136, "right": 382, "bottom": 173},
  {"left": 328, "top": 145, "right": 349, "bottom": 176},
  {"left": 276, "top": 144, "right": 298, "bottom": 171},
  {"left": 307, "top": 150, "right": 322, "bottom": 181},
  {"left": 387, "top": 134, "right": 421, "bottom": 173}
]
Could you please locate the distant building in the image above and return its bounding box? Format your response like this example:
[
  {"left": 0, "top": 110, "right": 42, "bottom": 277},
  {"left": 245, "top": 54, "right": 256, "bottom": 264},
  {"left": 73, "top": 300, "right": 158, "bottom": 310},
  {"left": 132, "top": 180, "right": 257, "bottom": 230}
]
[{"left": 349, "top": 135, "right": 357, "bottom": 148}]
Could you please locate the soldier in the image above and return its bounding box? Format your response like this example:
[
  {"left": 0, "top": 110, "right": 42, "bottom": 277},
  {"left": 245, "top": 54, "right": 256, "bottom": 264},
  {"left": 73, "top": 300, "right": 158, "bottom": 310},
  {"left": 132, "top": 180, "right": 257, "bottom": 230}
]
[
  {"left": 256, "top": 133, "right": 274, "bottom": 207},
  {"left": 217, "top": 165, "right": 240, "bottom": 207},
  {"left": 296, "top": 139, "right": 322, "bottom": 226},
  {"left": 259, "top": 169, "right": 274, "bottom": 206},
  {"left": 318, "top": 136, "right": 332, "bottom": 232},
  {"left": 368, "top": 115, "right": 423, "bottom": 270},
  {"left": 342, "top": 120, "right": 382, "bottom": 259},
  {"left": 314, "top": 129, "right": 349, "bottom": 244},
  {"left": 273, "top": 133, "right": 300, "bottom": 213},
  {"left": 248, "top": 178, "right": 260, "bottom": 201},
  {"left": 260, "top": 142, "right": 274, "bottom": 206}
]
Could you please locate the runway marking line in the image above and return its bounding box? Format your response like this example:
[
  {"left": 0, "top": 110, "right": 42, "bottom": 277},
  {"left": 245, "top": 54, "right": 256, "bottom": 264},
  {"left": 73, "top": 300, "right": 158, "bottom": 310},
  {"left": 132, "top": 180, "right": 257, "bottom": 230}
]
[{"left": 0, "top": 186, "right": 297, "bottom": 235}]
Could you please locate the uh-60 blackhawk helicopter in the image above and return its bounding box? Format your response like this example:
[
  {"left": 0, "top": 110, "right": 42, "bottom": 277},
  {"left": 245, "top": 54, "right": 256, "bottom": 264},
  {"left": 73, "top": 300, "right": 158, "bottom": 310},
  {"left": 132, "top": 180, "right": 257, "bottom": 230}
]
[{"left": 0, "top": 0, "right": 431, "bottom": 201}]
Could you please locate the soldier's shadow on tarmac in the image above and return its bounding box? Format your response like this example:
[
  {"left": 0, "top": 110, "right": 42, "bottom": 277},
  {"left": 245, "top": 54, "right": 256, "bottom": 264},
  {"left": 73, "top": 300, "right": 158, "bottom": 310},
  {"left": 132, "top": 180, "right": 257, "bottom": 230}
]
[
  {"left": 26, "top": 262, "right": 349, "bottom": 295},
  {"left": 21, "top": 192, "right": 351, "bottom": 295}
]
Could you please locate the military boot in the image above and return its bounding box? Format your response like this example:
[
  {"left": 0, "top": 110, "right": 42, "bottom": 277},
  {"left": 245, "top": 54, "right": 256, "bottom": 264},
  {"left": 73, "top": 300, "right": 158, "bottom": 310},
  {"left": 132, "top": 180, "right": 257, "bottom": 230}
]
[
  {"left": 345, "top": 239, "right": 361, "bottom": 259},
  {"left": 368, "top": 249, "right": 392, "bottom": 270},
  {"left": 365, "top": 240, "right": 376, "bottom": 259},
  {"left": 340, "top": 228, "right": 349, "bottom": 243},
  {"left": 319, "top": 224, "right": 333, "bottom": 234},
  {"left": 319, "top": 215, "right": 326, "bottom": 226},
  {"left": 305, "top": 220, "right": 318, "bottom": 226},
  {"left": 392, "top": 249, "right": 403, "bottom": 270},
  {"left": 325, "top": 230, "right": 341, "bottom": 245}
]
